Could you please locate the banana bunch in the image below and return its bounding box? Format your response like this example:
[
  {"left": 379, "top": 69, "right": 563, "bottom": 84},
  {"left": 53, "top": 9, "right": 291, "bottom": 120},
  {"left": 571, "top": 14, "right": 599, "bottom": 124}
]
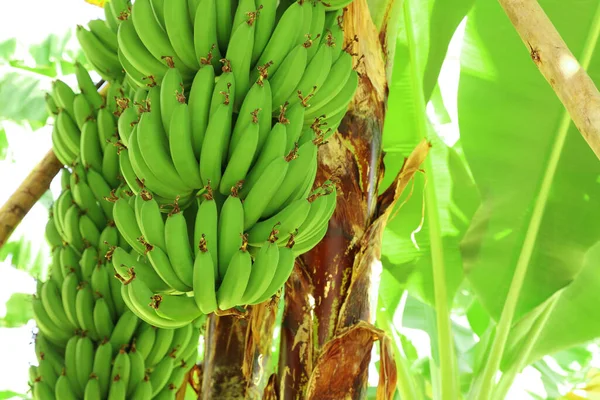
[
  {"left": 116, "top": 0, "right": 358, "bottom": 116},
  {"left": 108, "top": 176, "right": 336, "bottom": 320},
  {"left": 30, "top": 319, "right": 200, "bottom": 399},
  {"left": 46, "top": 63, "right": 126, "bottom": 177}
]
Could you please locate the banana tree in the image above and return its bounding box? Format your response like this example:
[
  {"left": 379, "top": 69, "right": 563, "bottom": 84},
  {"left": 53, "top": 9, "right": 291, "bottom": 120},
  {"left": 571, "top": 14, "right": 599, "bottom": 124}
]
[{"left": 1, "top": 0, "right": 600, "bottom": 399}]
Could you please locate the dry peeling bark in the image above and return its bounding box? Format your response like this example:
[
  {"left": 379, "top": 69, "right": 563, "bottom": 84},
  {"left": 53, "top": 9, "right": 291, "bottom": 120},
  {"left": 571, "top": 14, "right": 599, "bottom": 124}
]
[
  {"left": 0, "top": 150, "right": 63, "bottom": 248},
  {"left": 277, "top": 0, "right": 430, "bottom": 398}
]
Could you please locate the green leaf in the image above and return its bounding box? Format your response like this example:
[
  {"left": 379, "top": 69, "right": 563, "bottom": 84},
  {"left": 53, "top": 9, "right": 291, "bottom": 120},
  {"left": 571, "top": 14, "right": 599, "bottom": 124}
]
[
  {"left": 0, "top": 39, "right": 16, "bottom": 62},
  {"left": 518, "top": 244, "right": 600, "bottom": 365},
  {"left": 0, "top": 391, "right": 27, "bottom": 400},
  {"left": 0, "top": 293, "right": 33, "bottom": 328},
  {"left": 458, "top": 0, "right": 600, "bottom": 323},
  {"left": 0, "top": 127, "right": 7, "bottom": 160},
  {"left": 0, "top": 71, "right": 49, "bottom": 126}
]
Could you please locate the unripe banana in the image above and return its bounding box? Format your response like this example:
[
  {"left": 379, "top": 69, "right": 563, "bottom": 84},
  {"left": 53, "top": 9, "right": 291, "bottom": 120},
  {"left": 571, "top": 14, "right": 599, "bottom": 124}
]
[
  {"left": 241, "top": 235, "right": 279, "bottom": 304},
  {"left": 65, "top": 335, "right": 84, "bottom": 396},
  {"left": 149, "top": 354, "right": 175, "bottom": 396},
  {"left": 76, "top": 282, "right": 99, "bottom": 340},
  {"left": 214, "top": 0, "right": 235, "bottom": 53},
  {"left": 73, "top": 93, "right": 94, "bottom": 130},
  {"left": 130, "top": 377, "right": 152, "bottom": 400},
  {"left": 33, "top": 380, "right": 55, "bottom": 400},
  {"left": 112, "top": 247, "right": 171, "bottom": 292},
  {"left": 80, "top": 119, "right": 103, "bottom": 173},
  {"left": 220, "top": 114, "right": 259, "bottom": 195},
  {"left": 107, "top": 374, "right": 127, "bottom": 400},
  {"left": 32, "top": 296, "right": 71, "bottom": 346},
  {"left": 188, "top": 65, "right": 215, "bottom": 157},
  {"left": 94, "top": 297, "right": 116, "bottom": 339},
  {"left": 134, "top": 324, "right": 156, "bottom": 361},
  {"left": 252, "top": 0, "right": 278, "bottom": 65},
  {"left": 216, "top": 236, "right": 252, "bottom": 310},
  {"left": 194, "top": 185, "right": 218, "bottom": 269},
  {"left": 269, "top": 43, "right": 309, "bottom": 111},
  {"left": 251, "top": 235, "right": 296, "bottom": 304},
  {"left": 113, "top": 197, "right": 146, "bottom": 255},
  {"left": 160, "top": 67, "right": 186, "bottom": 136},
  {"left": 61, "top": 271, "right": 80, "bottom": 328},
  {"left": 164, "top": 0, "right": 200, "bottom": 70},
  {"left": 93, "top": 341, "right": 113, "bottom": 399},
  {"left": 118, "top": 18, "right": 169, "bottom": 83},
  {"left": 38, "top": 357, "right": 59, "bottom": 389},
  {"left": 146, "top": 328, "right": 175, "bottom": 368},
  {"left": 55, "top": 373, "right": 78, "bottom": 400},
  {"left": 52, "top": 80, "right": 76, "bottom": 120},
  {"left": 79, "top": 213, "right": 101, "bottom": 247},
  {"left": 218, "top": 188, "right": 244, "bottom": 278},
  {"left": 76, "top": 335, "right": 94, "bottom": 390},
  {"left": 169, "top": 103, "right": 203, "bottom": 188},
  {"left": 109, "top": 310, "right": 139, "bottom": 351},
  {"left": 151, "top": 292, "right": 202, "bottom": 322},
  {"left": 225, "top": 12, "right": 256, "bottom": 108},
  {"left": 84, "top": 375, "right": 102, "bottom": 400},
  {"left": 193, "top": 0, "right": 222, "bottom": 71},
  {"left": 164, "top": 207, "right": 195, "bottom": 287},
  {"left": 111, "top": 348, "right": 131, "bottom": 392},
  {"left": 75, "top": 62, "right": 103, "bottom": 110},
  {"left": 127, "top": 343, "right": 146, "bottom": 396},
  {"left": 86, "top": 168, "right": 117, "bottom": 221},
  {"left": 61, "top": 245, "right": 82, "bottom": 279}
]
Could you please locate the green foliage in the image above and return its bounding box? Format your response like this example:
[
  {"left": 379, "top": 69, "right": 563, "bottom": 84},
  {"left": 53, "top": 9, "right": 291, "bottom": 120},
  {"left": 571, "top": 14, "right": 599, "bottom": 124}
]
[{"left": 0, "top": 293, "right": 33, "bottom": 328}]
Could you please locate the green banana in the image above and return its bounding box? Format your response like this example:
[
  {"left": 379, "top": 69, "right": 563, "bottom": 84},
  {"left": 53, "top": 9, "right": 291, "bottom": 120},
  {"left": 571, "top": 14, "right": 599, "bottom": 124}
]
[
  {"left": 92, "top": 263, "right": 117, "bottom": 317},
  {"left": 284, "top": 102, "right": 306, "bottom": 152},
  {"left": 37, "top": 356, "right": 59, "bottom": 389},
  {"left": 261, "top": 140, "right": 318, "bottom": 216},
  {"left": 323, "top": 0, "right": 354, "bottom": 10},
  {"left": 86, "top": 168, "right": 117, "bottom": 221},
  {"left": 79, "top": 213, "right": 101, "bottom": 247},
  {"left": 253, "top": 1, "right": 303, "bottom": 79},
  {"left": 102, "top": 140, "right": 121, "bottom": 188},
  {"left": 286, "top": 39, "right": 333, "bottom": 107},
  {"left": 75, "top": 335, "right": 94, "bottom": 390},
  {"left": 61, "top": 245, "right": 82, "bottom": 279},
  {"left": 113, "top": 197, "right": 146, "bottom": 255},
  {"left": 125, "top": 277, "right": 189, "bottom": 328},
  {"left": 80, "top": 119, "right": 103, "bottom": 173},
  {"left": 146, "top": 328, "right": 175, "bottom": 367},
  {"left": 110, "top": 272, "right": 127, "bottom": 316},
  {"left": 134, "top": 324, "right": 156, "bottom": 360},
  {"left": 151, "top": 0, "right": 166, "bottom": 28},
  {"left": 169, "top": 103, "right": 203, "bottom": 188},
  {"left": 323, "top": 9, "right": 346, "bottom": 62},
  {"left": 306, "top": 1, "right": 326, "bottom": 60},
  {"left": 165, "top": 208, "right": 195, "bottom": 287},
  {"left": 55, "top": 373, "right": 78, "bottom": 400},
  {"left": 239, "top": 122, "right": 287, "bottom": 198},
  {"left": 304, "top": 50, "right": 353, "bottom": 119},
  {"left": 293, "top": 218, "right": 328, "bottom": 255},
  {"left": 65, "top": 335, "right": 83, "bottom": 395},
  {"left": 188, "top": 65, "right": 215, "bottom": 157},
  {"left": 61, "top": 271, "right": 80, "bottom": 328},
  {"left": 40, "top": 279, "right": 75, "bottom": 330},
  {"left": 269, "top": 43, "right": 308, "bottom": 110},
  {"left": 49, "top": 248, "right": 64, "bottom": 287},
  {"left": 118, "top": 18, "right": 169, "bottom": 83},
  {"left": 72, "top": 174, "right": 107, "bottom": 230},
  {"left": 216, "top": 236, "right": 252, "bottom": 310},
  {"left": 98, "top": 107, "right": 118, "bottom": 149},
  {"left": 56, "top": 110, "right": 81, "bottom": 156},
  {"left": 193, "top": 0, "right": 222, "bottom": 71},
  {"left": 137, "top": 194, "right": 167, "bottom": 252},
  {"left": 312, "top": 69, "right": 358, "bottom": 125},
  {"left": 127, "top": 343, "right": 146, "bottom": 396},
  {"left": 73, "top": 93, "right": 93, "bottom": 130},
  {"left": 119, "top": 148, "right": 141, "bottom": 195},
  {"left": 109, "top": 309, "right": 139, "bottom": 350},
  {"left": 242, "top": 154, "right": 293, "bottom": 230},
  {"left": 160, "top": 67, "right": 186, "bottom": 135},
  {"left": 107, "top": 374, "right": 127, "bottom": 400},
  {"left": 46, "top": 93, "right": 59, "bottom": 116},
  {"left": 214, "top": 0, "right": 235, "bottom": 53},
  {"left": 117, "top": 105, "right": 139, "bottom": 148},
  {"left": 170, "top": 324, "right": 193, "bottom": 356},
  {"left": 84, "top": 376, "right": 102, "bottom": 400},
  {"left": 147, "top": 245, "right": 192, "bottom": 292},
  {"left": 218, "top": 189, "right": 244, "bottom": 278},
  {"left": 46, "top": 217, "right": 63, "bottom": 249},
  {"left": 76, "top": 282, "right": 99, "bottom": 340},
  {"left": 99, "top": 225, "right": 119, "bottom": 257},
  {"left": 33, "top": 380, "right": 55, "bottom": 400},
  {"left": 112, "top": 247, "right": 171, "bottom": 292},
  {"left": 93, "top": 341, "right": 113, "bottom": 399},
  {"left": 225, "top": 12, "right": 256, "bottom": 108},
  {"left": 252, "top": 0, "right": 277, "bottom": 65},
  {"left": 151, "top": 292, "right": 202, "bottom": 321},
  {"left": 149, "top": 355, "right": 175, "bottom": 397},
  {"left": 219, "top": 115, "right": 259, "bottom": 195},
  {"left": 64, "top": 204, "right": 85, "bottom": 253},
  {"left": 88, "top": 18, "right": 118, "bottom": 52},
  {"left": 199, "top": 92, "right": 234, "bottom": 190},
  {"left": 52, "top": 124, "right": 77, "bottom": 166},
  {"left": 251, "top": 236, "right": 296, "bottom": 304},
  {"left": 94, "top": 297, "right": 115, "bottom": 339},
  {"left": 194, "top": 186, "right": 218, "bottom": 269},
  {"left": 52, "top": 80, "right": 76, "bottom": 119},
  {"left": 130, "top": 377, "right": 152, "bottom": 400},
  {"left": 111, "top": 348, "right": 131, "bottom": 393},
  {"left": 240, "top": 235, "right": 279, "bottom": 304},
  {"left": 76, "top": 25, "right": 123, "bottom": 80},
  {"left": 164, "top": 0, "right": 199, "bottom": 69}
]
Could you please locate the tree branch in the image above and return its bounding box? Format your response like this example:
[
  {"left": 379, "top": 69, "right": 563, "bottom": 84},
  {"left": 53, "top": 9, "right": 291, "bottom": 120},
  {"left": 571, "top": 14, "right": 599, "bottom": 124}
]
[
  {"left": 0, "top": 149, "right": 62, "bottom": 248},
  {"left": 498, "top": 0, "right": 600, "bottom": 159}
]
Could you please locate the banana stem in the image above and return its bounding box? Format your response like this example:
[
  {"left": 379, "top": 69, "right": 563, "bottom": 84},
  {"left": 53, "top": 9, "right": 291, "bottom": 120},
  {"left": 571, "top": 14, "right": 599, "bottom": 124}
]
[{"left": 0, "top": 149, "right": 63, "bottom": 249}]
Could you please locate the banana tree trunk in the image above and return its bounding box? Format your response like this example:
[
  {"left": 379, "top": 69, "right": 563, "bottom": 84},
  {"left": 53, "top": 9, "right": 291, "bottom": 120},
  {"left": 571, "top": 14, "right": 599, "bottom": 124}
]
[{"left": 279, "top": 1, "right": 403, "bottom": 398}]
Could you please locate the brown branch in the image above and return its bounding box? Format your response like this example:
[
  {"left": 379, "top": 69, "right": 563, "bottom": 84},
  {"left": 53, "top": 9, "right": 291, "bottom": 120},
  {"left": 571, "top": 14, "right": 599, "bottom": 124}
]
[
  {"left": 498, "top": 0, "right": 600, "bottom": 159},
  {"left": 0, "top": 149, "right": 62, "bottom": 248}
]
